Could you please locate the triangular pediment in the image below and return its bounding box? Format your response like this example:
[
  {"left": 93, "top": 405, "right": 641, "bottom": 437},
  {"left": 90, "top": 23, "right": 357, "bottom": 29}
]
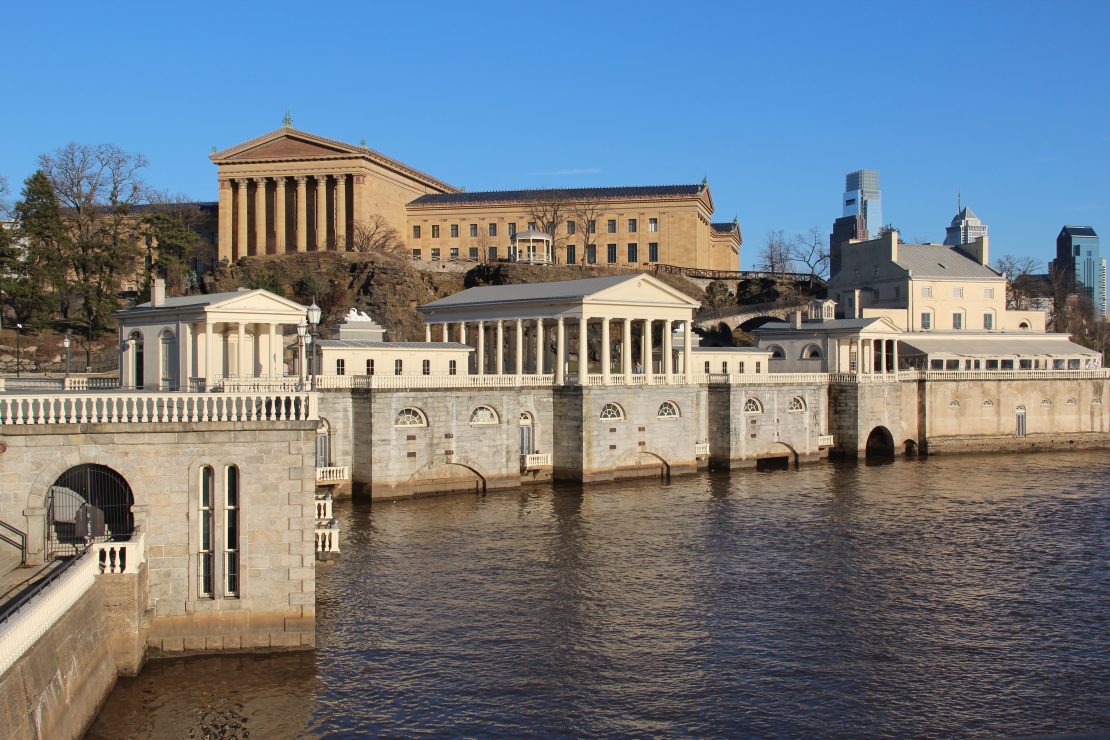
[
  {"left": 207, "top": 289, "right": 310, "bottom": 316},
  {"left": 226, "top": 135, "right": 350, "bottom": 161},
  {"left": 588, "top": 274, "right": 701, "bottom": 308}
]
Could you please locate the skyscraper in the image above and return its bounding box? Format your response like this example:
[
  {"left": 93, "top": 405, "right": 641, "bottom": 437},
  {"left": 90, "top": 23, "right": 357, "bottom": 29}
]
[
  {"left": 1054, "top": 226, "right": 1106, "bottom": 320},
  {"left": 944, "top": 206, "right": 989, "bottom": 247},
  {"left": 842, "top": 169, "right": 882, "bottom": 239}
]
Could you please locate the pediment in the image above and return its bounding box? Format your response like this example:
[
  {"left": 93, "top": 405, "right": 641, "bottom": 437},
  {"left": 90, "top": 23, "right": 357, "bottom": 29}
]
[
  {"left": 225, "top": 135, "right": 350, "bottom": 161},
  {"left": 589, "top": 275, "right": 701, "bottom": 308}
]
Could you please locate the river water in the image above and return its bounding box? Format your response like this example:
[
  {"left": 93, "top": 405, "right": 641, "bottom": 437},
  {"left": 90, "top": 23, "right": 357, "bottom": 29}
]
[{"left": 88, "top": 452, "right": 1110, "bottom": 738}]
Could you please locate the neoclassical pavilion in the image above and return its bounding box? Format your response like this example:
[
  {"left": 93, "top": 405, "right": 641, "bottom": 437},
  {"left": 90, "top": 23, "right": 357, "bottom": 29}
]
[
  {"left": 753, "top": 311, "right": 903, "bottom": 374},
  {"left": 115, "top": 283, "right": 309, "bottom": 390},
  {"left": 418, "top": 274, "right": 701, "bottom": 385},
  {"left": 210, "top": 121, "right": 456, "bottom": 261}
]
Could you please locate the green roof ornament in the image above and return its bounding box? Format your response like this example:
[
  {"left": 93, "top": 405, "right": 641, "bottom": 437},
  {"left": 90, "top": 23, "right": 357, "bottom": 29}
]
[
  {"left": 359, "top": 138, "right": 368, "bottom": 148},
  {"left": 211, "top": 145, "right": 217, "bottom": 154},
  {"left": 282, "top": 111, "right": 293, "bottom": 128}
]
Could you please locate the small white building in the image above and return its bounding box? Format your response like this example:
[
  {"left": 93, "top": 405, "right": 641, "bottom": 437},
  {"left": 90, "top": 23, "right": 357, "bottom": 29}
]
[{"left": 312, "top": 309, "right": 473, "bottom": 377}]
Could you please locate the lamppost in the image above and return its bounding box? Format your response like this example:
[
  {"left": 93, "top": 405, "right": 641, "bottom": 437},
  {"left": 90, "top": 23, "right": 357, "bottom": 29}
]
[
  {"left": 15, "top": 323, "right": 22, "bottom": 378},
  {"left": 296, "top": 319, "right": 308, "bottom": 385},
  {"left": 306, "top": 301, "right": 321, "bottom": 376},
  {"left": 63, "top": 332, "right": 71, "bottom": 379}
]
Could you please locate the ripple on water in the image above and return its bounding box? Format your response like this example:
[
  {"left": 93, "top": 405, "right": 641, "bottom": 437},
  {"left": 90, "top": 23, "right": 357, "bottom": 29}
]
[{"left": 87, "top": 451, "right": 1110, "bottom": 738}]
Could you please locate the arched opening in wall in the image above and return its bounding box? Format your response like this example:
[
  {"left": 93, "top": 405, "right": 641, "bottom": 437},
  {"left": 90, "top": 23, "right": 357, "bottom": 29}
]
[
  {"left": 755, "top": 441, "right": 797, "bottom": 471},
  {"left": 903, "top": 439, "right": 919, "bottom": 457},
  {"left": 46, "top": 464, "right": 135, "bottom": 558},
  {"left": 865, "top": 426, "right": 896, "bottom": 460},
  {"left": 409, "top": 463, "right": 486, "bottom": 497},
  {"left": 519, "top": 411, "right": 534, "bottom": 455},
  {"left": 316, "top": 418, "right": 331, "bottom": 467}
]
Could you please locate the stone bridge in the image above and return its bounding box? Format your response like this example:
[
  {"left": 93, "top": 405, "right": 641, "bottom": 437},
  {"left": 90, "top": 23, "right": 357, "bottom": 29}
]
[{"left": 694, "top": 301, "right": 808, "bottom": 333}]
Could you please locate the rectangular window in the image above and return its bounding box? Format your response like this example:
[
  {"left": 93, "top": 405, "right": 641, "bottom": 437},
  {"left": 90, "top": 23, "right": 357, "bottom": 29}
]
[
  {"left": 1019, "top": 359, "right": 1033, "bottom": 369},
  {"left": 607, "top": 219, "right": 617, "bottom": 233},
  {"left": 412, "top": 225, "right": 421, "bottom": 239},
  {"left": 1068, "top": 359, "right": 1081, "bottom": 369},
  {"left": 422, "top": 359, "right": 430, "bottom": 375},
  {"left": 983, "top": 313, "right": 993, "bottom": 330},
  {"left": 431, "top": 225, "right": 440, "bottom": 239},
  {"left": 527, "top": 221, "right": 536, "bottom": 231},
  {"left": 930, "top": 359, "right": 944, "bottom": 370},
  {"left": 922, "top": 286, "right": 932, "bottom": 298},
  {"left": 628, "top": 218, "right": 637, "bottom": 233},
  {"left": 508, "top": 223, "right": 517, "bottom": 237},
  {"left": 755, "top": 362, "right": 761, "bottom": 374},
  {"left": 450, "top": 224, "right": 459, "bottom": 238},
  {"left": 224, "top": 466, "right": 239, "bottom": 598},
  {"left": 199, "top": 467, "right": 214, "bottom": 598},
  {"left": 721, "top": 361, "right": 728, "bottom": 373},
  {"left": 566, "top": 220, "right": 576, "bottom": 235},
  {"left": 607, "top": 244, "right": 617, "bottom": 264},
  {"left": 469, "top": 247, "right": 479, "bottom": 260},
  {"left": 921, "top": 312, "right": 932, "bottom": 329},
  {"left": 488, "top": 246, "right": 498, "bottom": 261},
  {"left": 488, "top": 223, "right": 497, "bottom": 237},
  {"left": 648, "top": 242, "right": 659, "bottom": 262},
  {"left": 366, "top": 359, "right": 374, "bottom": 376},
  {"left": 410, "top": 249, "right": 421, "bottom": 260},
  {"left": 586, "top": 245, "right": 597, "bottom": 264},
  {"left": 450, "top": 247, "right": 459, "bottom": 259},
  {"left": 984, "top": 288, "right": 994, "bottom": 299},
  {"left": 953, "top": 287, "right": 964, "bottom": 298},
  {"left": 627, "top": 243, "right": 637, "bottom": 262},
  {"left": 449, "top": 360, "right": 457, "bottom": 376},
  {"left": 946, "top": 359, "right": 960, "bottom": 370},
  {"left": 336, "top": 359, "right": 345, "bottom": 375},
  {"left": 1001, "top": 359, "right": 1014, "bottom": 369},
  {"left": 952, "top": 313, "right": 963, "bottom": 330},
  {"left": 704, "top": 361, "right": 711, "bottom": 373},
  {"left": 431, "top": 248, "right": 441, "bottom": 261},
  {"left": 394, "top": 359, "right": 403, "bottom": 375},
  {"left": 648, "top": 218, "right": 658, "bottom": 232},
  {"left": 986, "top": 359, "right": 999, "bottom": 370},
  {"left": 588, "top": 220, "right": 596, "bottom": 234},
  {"left": 567, "top": 245, "right": 576, "bottom": 264},
  {"left": 739, "top": 362, "right": 746, "bottom": 374},
  {"left": 469, "top": 224, "right": 478, "bottom": 238}
]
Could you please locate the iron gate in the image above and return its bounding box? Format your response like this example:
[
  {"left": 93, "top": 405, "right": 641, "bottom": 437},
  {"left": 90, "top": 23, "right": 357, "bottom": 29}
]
[{"left": 46, "top": 464, "right": 135, "bottom": 558}]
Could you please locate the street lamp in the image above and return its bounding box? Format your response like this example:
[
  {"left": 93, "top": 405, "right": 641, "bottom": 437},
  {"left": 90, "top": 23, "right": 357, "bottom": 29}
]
[
  {"left": 63, "top": 332, "right": 71, "bottom": 379},
  {"left": 15, "top": 323, "right": 22, "bottom": 378},
  {"left": 296, "top": 319, "right": 308, "bottom": 384},
  {"left": 306, "top": 301, "right": 321, "bottom": 376}
]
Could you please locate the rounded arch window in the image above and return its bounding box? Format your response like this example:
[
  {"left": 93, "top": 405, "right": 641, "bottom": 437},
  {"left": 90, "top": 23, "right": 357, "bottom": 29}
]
[
  {"left": 657, "top": 401, "right": 680, "bottom": 419},
  {"left": 1018, "top": 321, "right": 1030, "bottom": 330},
  {"left": 1093, "top": 398, "right": 1103, "bottom": 406},
  {"left": 768, "top": 345, "right": 785, "bottom": 359},
  {"left": 801, "top": 344, "right": 822, "bottom": 359},
  {"left": 394, "top": 408, "right": 427, "bottom": 427},
  {"left": 599, "top": 403, "right": 625, "bottom": 420},
  {"left": 48, "top": 464, "right": 135, "bottom": 554},
  {"left": 1040, "top": 399, "right": 1051, "bottom": 408},
  {"left": 519, "top": 411, "right": 533, "bottom": 426},
  {"left": 948, "top": 399, "right": 960, "bottom": 409},
  {"left": 982, "top": 399, "right": 994, "bottom": 408},
  {"left": 743, "top": 398, "right": 763, "bottom": 414},
  {"left": 788, "top": 396, "right": 806, "bottom": 412},
  {"left": 469, "top": 406, "right": 499, "bottom": 425},
  {"left": 1066, "top": 398, "right": 1077, "bottom": 407}
]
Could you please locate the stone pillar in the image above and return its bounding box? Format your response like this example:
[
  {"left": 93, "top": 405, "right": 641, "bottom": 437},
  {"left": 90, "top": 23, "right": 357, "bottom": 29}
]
[
  {"left": 663, "top": 319, "right": 673, "bottom": 381},
  {"left": 556, "top": 317, "right": 565, "bottom": 385},
  {"left": 477, "top": 321, "right": 486, "bottom": 374},
  {"left": 600, "top": 318, "right": 611, "bottom": 385},
  {"left": 351, "top": 175, "right": 365, "bottom": 228},
  {"left": 274, "top": 177, "right": 287, "bottom": 253},
  {"left": 237, "top": 322, "right": 247, "bottom": 378},
  {"left": 878, "top": 339, "right": 886, "bottom": 373},
  {"left": 425, "top": 324, "right": 431, "bottom": 342},
  {"left": 441, "top": 323, "right": 449, "bottom": 342},
  {"left": 495, "top": 320, "right": 504, "bottom": 374},
  {"left": 335, "top": 174, "right": 348, "bottom": 250},
  {"left": 315, "top": 175, "right": 328, "bottom": 250},
  {"left": 855, "top": 338, "right": 863, "bottom": 374},
  {"left": 236, "top": 178, "right": 249, "bottom": 258},
  {"left": 535, "top": 319, "right": 544, "bottom": 374},
  {"left": 892, "top": 339, "right": 899, "bottom": 372},
  {"left": 268, "top": 323, "right": 278, "bottom": 376},
  {"left": 204, "top": 323, "right": 215, "bottom": 383},
  {"left": 217, "top": 179, "right": 233, "bottom": 262},
  {"left": 253, "top": 177, "right": 267, "bottom": 255},
  {"left": 459, "top": 322, "right": 467, "bottom": 345},
  {"left": 683, "top": 319, "right": 693, "bottom": 383},
  {"left": 295, "top": 176, "right": 308, "bottom": 252},
  {"left": 641, "top": 319, "right": 652, "bottom": 378},
  {"left": 578, "top": 316, "right": 588, "bottom": 385},
  {"left": 623, "top": 318, "right": 633, "bottom": 384},
  {"left": 515, "top": 319, "right": 523, "bottom": 375}
]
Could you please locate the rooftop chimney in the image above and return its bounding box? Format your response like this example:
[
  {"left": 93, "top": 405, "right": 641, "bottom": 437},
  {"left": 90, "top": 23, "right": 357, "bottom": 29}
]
[
  {"left": 789, "top": 310, "right": 803, "bottom": 329},
  {"left": 151, "top": 278, "right": 165, "bottom": 307}
]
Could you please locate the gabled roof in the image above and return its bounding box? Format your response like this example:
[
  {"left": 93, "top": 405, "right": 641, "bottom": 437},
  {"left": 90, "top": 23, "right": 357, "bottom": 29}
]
[
  {"left": 1061, "top": 225, "right": 1098, "bottom": 238},
  {"left": 755, "top": 316, "right": 901, "bottom": 334},
  {"left": 122, "top": 288, "right": 308, "bottom": 315},
  {"left": 894, "top": 244, "right": 1002, "bottom": 280},
  {"left": 711, "top": 221, "right": 740, "bottom": 235},
  {"left": 315, "top": 340, "right": 472, "bottom": 350},
  {"left": 210, "top": 127, "right": 458, "bottom": 193},
  {"left": 420, "top": 273, "right": 700, "bottom": 311},
  {"left": 408, "top": 184, "right": 709, "bottom": 208}
]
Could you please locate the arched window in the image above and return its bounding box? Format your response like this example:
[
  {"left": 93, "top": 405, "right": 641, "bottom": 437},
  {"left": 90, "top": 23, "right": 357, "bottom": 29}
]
[
  {"left": 1018, "top": 321, "right": 1031, "bottom": 330},
  {"left": 225, "top": 465, "right": 240, "bottom": 598},
  {"left": 199, "top": 466, "right": 214, "bottom": 597},
  {"left": 1040, "top": 399, "right": 1051, "bottom": 407},
  {"left": 394, "top": 408, "right": 427, "bottom": 427},
  {"left": 948, "top": 399, "right": 960, "bottom": 409},
  {"left": 316, "top": 419, "right": 331, "bottom": 467},
  {"left": 519, "top": 411, "right": 533, "bottom": 426},
  {"left": 743, "top": 398, "right": 762, "bottom": 414},
  {"left": 599, "top": 402, "right": 625, "bottom": 420},
  {"left": 1066, "top": 398, "right": 1077, "bottom": 407},
  {"left": 469, "top": 406, "right": 499, "bottom": 425},
  {"left": 768, "top": 345, "right": 785, "bottom": 359},
  {"left": 449, "top": 360, "right": 457, "bottom": 376},
  {"left": 336, "top": 358, "right": 345, "bottom": 375},
  {"left": 129, "top": 331, "right": 144, "bottom": 389},
  {"left": 788, "top": 396, "right": 806, "bottom": 412},
  {"left": 983, "top": 399, "right": 994, "bottom": 407},
  {"left": 801, "top": 344, "right": 822, "bottom": 359},
  {"left": 366, "top": 359, "right": 375, "bottom": 375},
  {"left": 657, "top": 401, "right": 680, "bottom": 419}
]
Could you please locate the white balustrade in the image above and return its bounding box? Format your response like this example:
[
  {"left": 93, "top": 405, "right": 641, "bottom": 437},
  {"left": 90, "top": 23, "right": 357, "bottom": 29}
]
[
  {"left": 0, "top": 550, "right": 98, "bottom": 676},
  {"left": 315, "top": 493, "right": 334, "bottom": 521},
  {"left": 695, "top": 442, "right": 710, "bottom": 456},
  {"left": 817, "top": 434, "right": 835, "bottom": 447},
  {"left": 0, "top": 391, "right": 318, "bottom": 425},
  {"left": 219, "top": 376, "right": 305, "bottom": 392},
  {"left": 92, "top": 530, "right": 146, "bottom": 574},
  {"left": 316, "top": 466, "right": 350, "bottom": 483},
  {"left": 522, "top": 453, "right": 552, "bottom": 469},
  {"left": 315, "top": 523, "right": 341, "bottom": 554}
]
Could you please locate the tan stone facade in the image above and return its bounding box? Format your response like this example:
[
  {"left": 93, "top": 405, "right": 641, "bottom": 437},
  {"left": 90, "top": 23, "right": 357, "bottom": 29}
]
[{"left": 210, "top": 126, "right": 741, "bottom": 270}]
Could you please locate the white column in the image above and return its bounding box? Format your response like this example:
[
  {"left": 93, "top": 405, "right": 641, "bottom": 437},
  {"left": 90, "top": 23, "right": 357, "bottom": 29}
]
[
  {"left": 441, "top": 323, "right": 449, "bottom": 342},
  {"left": 495, "top": 320, "right": 504, "bottom": 374},
  {"left": 578, "top": 316, "right": 588, "bottom": 385},
  {"left": 315, "top": 175, "right": 328, "bottom": 250},
  {"left": 683, "top": 319, "right": 693, "bottom": 383},
  {"left": 878, "top": 339, "right": 887, "bottom": 373},
  {"left": 477, "top": 321, "right": 485, "bottom": 375},
  {"left": 335, "top": 174, "right": 347, "bottom": 249},
  {"left": 274, "top": 177, "right": 287, "bottom": 253},
  {"left": 535, "top": 319, "right": 544, "bottom": 374},
  {"left": 268, "top": 323, "right": 278, "bottom": 376},
  {"left": 253, "top": 177, "right": 267, "bottom": 254},
  {"left": 855, "top": 338, "right": 863, "bottom": 374},
  {"left": 425, "top": 324, "right": 431, "bottom": 342},
  {"left": 556, "top": 317, "right": 565, "bottom": 385},
  {"left": 236, "top": 179, "right": 250, "bottom": 257},
  {"left": 459, "top": 322, "right": 467, "bottom": 345},
  {"left": 237, "top": 322, "right": 247, "bottom": 378},
  {"left": 295, "top": 176, "right": 308, "bottom": 252},
  {"left": 622, "top": 318, "right": 633, "bottom": 384},
  {"left": 601, "top": 318, "right": 611, "bottom": 385},
  {"left": 892, "top": 339, "right": 899, "bottom": 373},
  {"left": 204, "top": 323, "right": 215, "bottom": 383},
  {"left": 641, "top": 319, "right": 652, "bottom": 378},
  {"left": 663, "top": 319, "right": 673, "bottom": 381},
  {"left": 515, "top": 319, "right": 523, "bottom": 376}
]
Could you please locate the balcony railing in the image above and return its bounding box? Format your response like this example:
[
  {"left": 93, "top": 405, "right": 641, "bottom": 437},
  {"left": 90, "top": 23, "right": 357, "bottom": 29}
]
[
  {"left": 0, "top": 391, "right": 318, "bottom": 425},
  {"left": 522, "top": 453, "right": 552, "bottom": 469},
  {"left": 315, "top": 522, "right": 340, "bottom": 555},
  {"left": 315, "top": 493, "right": 334, "bottom": 521},
  {"left": 695, "top": 442, "right": 710, "bottom": 457},
  {"left": 316, "top": 466, "right": 350, "bottom": 483},
  {"left": 92, "top": 530, "right": 146, "bottom": 575},
  {"left": 818, "top": 434, "right": 835, "bottom": 447}
]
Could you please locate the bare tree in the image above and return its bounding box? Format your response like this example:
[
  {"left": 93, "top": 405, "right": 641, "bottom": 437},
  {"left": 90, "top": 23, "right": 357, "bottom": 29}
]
[
  {"left": 758, "top": 229, "right": 794, "bottom": 275},
  {"left": 993, "top": 254, "right": 1042, "bottom": 310},
  {"left": 140, "top": 191, "right": 208, "bottom": 292},
  {"left": 348, "top": 214, "right": 404, "bottom": 254},
  {"left": 569, "top": 200, "right": 605, "bottom": 266},
  {"left": 0, "top": 175, "right": 10, "bottom": 216},
  {"left": 527, "top": 194, "right": 572, "bottom": 261},
  {"left": 790, "top": 226, "right": 830, "bottom": 280}
]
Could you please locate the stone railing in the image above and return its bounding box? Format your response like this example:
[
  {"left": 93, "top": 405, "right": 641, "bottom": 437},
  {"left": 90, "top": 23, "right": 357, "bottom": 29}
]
[
  {"left": 695, "top": 442, "right": 710, "bottom": 456},
  {"left": 93, "top": 530, "right": 146, "bottom": 575},
  {"left": 63, "top": 377, "right": 121, "bottom": 391},
  {"left": 818, "top": 434, "right": 835, "bottom": 447},
  {"left": 313, "top": 374, "right": 557, "bottom": 390},
  {"left": 315, "top": 493, "right": 334, "bottom": 521},
  {"left": 0, "top": 549, "right": 98, "bottom": 676},
  {"left": 316, "top": 466, "right": 349, "bottom": 483},
  {"left": 0, "top": 391, "right": 318, "bottom": 425},
  {"left": 522, "top": 453, "right": 552, "bottom": 469},
  {"left": 829, "top": 371, "right": 920, "bottom": 384},
  {"left": 920, "top": 369, "right": 1110, "bottom": 381},
  {"left": 315, "top": 522, "right": 340, "bottom": 556},
  {"left": 218, "top": 376, "right": 305, "bottom": 392}
]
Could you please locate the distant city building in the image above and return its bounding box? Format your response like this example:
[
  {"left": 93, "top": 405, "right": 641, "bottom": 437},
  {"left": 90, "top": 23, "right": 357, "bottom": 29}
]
[
  {"left": 829, "top": 214, "right": 867, "bottom": 278},
  {"left": 842, "top": 170, "right": 882, "bottom": 240},
  {"left": 944, "top": 206, "right": 988, "bottom": 247},
  {"left": 1053, "top": 226, "right": 1106, "bottom": 319}
]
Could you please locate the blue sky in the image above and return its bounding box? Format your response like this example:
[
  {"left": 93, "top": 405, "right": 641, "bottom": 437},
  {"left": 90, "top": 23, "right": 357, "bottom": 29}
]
[{"left": 3, "top": 0, "right": 1107, "bottom": 269}]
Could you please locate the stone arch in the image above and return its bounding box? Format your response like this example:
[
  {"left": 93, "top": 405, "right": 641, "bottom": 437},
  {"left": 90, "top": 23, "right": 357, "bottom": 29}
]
[
  {"left": 756, "top": 441, "right": 797, "bottom": 471},
  {"left": 800, "top": 343, "right": 822, "bottom": 360},
  {"left": 903, "top": 439, "right": 920, "bottom": 457},
  {"left": 409, "top": 456, "right": 488, "bottom": 496},
  {"left": 613, "top": 447, "right": 671, "bottom": 479},
  {"left": 865, "top": 426, "right": 896, "bottom": 459},
  {"left": 766, "top": 344, "right": 786, "bottom": 360},
  {"left": 739, "top": 315, "right": 782, "bottom": 332}
]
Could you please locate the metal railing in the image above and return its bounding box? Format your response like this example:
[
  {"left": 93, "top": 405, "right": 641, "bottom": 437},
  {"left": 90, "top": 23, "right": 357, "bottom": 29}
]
[
  {"left": 0, "top": 520, "right": 26, "bottom": 566},
  {"left": 0, "top": 391, "right": 318, "bottom": 425}
]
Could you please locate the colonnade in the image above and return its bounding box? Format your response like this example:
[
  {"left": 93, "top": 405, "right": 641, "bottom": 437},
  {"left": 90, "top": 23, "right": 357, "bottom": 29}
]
[
  {"left": 218, "top": 174, "right": 362, "bottom": 261},
  {"left": 424, "top": 317, "right": 694, "bottom": 385},
  {"left": 836, "top": 337, "right": 900, "bottom": 374}
]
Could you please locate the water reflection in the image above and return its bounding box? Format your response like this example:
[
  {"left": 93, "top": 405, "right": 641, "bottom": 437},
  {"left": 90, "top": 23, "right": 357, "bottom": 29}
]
[{"left": 88, "top": 452, "right": 1110, "bottom": 738}]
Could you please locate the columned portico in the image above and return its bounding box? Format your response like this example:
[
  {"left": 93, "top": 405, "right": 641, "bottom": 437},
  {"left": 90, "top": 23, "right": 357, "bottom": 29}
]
[
  {"left": 315, "top": 175, "right": 329, "bottom": 250},
  {"left": 295, "top": 176, "right": 308, "bottom": 252}
]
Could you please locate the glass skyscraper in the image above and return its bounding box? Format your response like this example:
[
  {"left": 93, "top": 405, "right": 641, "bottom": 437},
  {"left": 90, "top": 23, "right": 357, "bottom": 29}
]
[
  {"left": 1055, "top": 226, "right": 1106, "bottom": 319},
  {"left": 842, "top": 170, "right": 882, "bottom": 240}
]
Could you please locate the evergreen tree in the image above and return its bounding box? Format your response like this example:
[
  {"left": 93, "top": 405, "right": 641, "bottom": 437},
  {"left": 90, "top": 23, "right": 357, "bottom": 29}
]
[{"left": 1, "top": 171, "right": 69, "bottom": 327}]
